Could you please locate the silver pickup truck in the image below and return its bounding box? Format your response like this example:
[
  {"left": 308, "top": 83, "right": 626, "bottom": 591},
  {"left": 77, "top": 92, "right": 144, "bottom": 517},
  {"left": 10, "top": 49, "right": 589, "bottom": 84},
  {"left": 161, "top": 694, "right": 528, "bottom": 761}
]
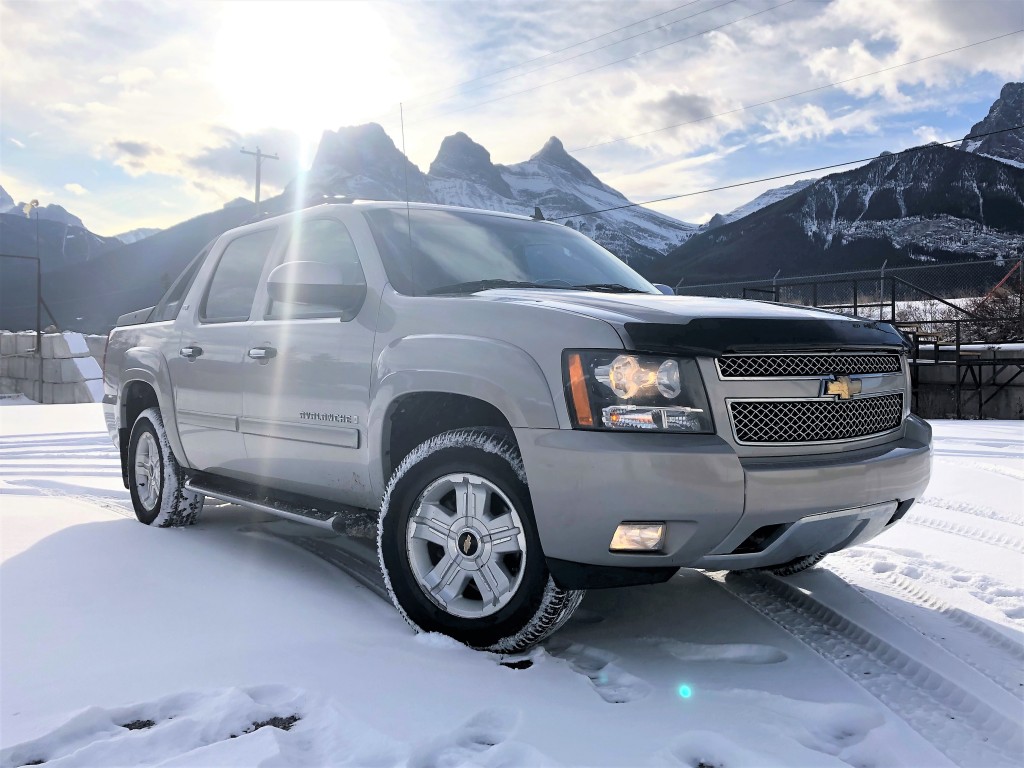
[{"left": 103, "top": 200, "right": 931, "bottom": 652}]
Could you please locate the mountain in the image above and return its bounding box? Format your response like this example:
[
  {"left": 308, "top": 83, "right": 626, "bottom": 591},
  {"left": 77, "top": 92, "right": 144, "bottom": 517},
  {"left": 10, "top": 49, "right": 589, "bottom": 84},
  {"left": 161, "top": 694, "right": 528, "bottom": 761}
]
[
  {"left": 650, "top": 144, "right": 1024, "bottom": 286},
  {"left": 115, "top": 227, "right": 161, "bottom": 245},
  {"left": 304, "top": 125, "right": 696, "bottom": 265},
  {"left": 0, "top": 185, "right": 14, "bottom": 212},
  {"left": 1, "top": 201, "right": 262, "bottom": 334},
  {"left": 703, "top": 179, "right": 816, "bottom": 230},
  {"left": 960, "top": 82, "right": 1023, "bottom": 168}
]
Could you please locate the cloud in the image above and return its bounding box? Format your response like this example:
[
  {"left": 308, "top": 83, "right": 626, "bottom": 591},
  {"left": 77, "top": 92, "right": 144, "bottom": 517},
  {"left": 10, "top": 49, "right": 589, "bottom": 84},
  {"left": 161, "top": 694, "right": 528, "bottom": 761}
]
[
  {"left": 186, "top": 127, "right": 303, "bottom": 191},
  {"left": 64, "top": 183, "right": 88, "bottom": 195},
  {"left": 111, "top": 140, "right": 161, "bottom": 158},
  {"left": 645, "top": 91, "right": 720, "bottom": 126},
  {"left": 9, "top": 138, "right": 25, "bottom": 149}
]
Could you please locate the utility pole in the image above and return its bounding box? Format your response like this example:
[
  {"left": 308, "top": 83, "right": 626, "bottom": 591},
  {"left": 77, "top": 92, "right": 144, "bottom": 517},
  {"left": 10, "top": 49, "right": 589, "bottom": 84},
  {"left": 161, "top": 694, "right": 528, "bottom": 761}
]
[{"left": 240, "top": 146, "right": 278, "bottom": 206}]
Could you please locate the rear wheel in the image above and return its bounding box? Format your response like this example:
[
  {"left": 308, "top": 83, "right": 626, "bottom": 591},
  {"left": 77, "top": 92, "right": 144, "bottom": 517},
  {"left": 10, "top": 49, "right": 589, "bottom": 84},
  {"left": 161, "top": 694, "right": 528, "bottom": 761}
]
[
  {"left": 128, "top": 407, "right": 204, "bottom": 527},
  {"left": 378, "top": 428, "right": 584, "bottom": 652}
]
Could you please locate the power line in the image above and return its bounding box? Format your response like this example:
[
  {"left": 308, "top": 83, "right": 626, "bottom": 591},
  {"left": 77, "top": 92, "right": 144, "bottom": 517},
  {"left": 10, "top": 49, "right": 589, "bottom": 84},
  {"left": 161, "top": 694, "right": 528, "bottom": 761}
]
[
  {"left": 414, "top": 0, "right": 736, "bottom": 108},
  {"left": 410, "top": 1, "right": 708, "bottom": 103},
  {"left": 569, "top": 29, "right": 1024, "bottom": 152},
  {"left": 549, "top": 124, "right": 1024, "bottom": 221},
  {"left": 416, "top": 0, "right": 797, "bottom": 123}
]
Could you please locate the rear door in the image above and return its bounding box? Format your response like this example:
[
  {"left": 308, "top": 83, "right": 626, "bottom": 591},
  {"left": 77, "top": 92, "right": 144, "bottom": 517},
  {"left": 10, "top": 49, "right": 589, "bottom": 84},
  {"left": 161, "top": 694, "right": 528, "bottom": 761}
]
[
  {"left": 240, "top": 214, "right": 377, "bottom": 506},
  {"left": 169, "top": 226, "right": 278, "bottom": 476}
]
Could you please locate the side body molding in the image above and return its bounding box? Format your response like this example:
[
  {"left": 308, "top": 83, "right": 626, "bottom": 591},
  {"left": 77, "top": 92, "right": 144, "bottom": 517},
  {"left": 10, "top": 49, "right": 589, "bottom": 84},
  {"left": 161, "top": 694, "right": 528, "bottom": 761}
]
[{"left": 368, "top": 334, "right": 559, "bottom": 496}]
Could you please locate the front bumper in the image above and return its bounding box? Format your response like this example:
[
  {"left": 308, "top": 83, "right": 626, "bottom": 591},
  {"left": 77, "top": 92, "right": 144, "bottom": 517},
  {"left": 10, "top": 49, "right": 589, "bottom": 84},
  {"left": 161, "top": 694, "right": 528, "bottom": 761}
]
[{"left": 514, "top": 415, "right": 931, "bottom": 573}]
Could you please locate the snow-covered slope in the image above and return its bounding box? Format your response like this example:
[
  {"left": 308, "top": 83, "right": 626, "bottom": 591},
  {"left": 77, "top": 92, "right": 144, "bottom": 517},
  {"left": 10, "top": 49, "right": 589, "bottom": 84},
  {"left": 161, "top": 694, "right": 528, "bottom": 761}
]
[
  {"left": 704, "top": 179, "right": 816, "bottom": 229},
  {"left": 303, "top": 125, "right": 696, "bottom": 266},
  {"left": 115, "top": 227, "right": 161, "bottom": 245}
]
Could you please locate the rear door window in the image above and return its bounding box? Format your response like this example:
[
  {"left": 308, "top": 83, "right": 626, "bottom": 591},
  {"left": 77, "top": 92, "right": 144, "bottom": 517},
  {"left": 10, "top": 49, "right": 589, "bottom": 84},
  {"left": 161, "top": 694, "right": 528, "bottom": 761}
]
[{"left": 200, "top": 228, "right": 277, "bottom": 323}]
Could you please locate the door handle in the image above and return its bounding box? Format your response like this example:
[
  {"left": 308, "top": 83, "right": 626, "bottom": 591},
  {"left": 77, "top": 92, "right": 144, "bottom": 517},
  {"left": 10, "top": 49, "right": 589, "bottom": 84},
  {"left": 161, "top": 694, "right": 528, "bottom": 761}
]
[
  {"left": 179, "top": 345, "right": 203, "bottom": 360},
  {"left": 248, "top": 346, "right": 277, "bottom": 360}
]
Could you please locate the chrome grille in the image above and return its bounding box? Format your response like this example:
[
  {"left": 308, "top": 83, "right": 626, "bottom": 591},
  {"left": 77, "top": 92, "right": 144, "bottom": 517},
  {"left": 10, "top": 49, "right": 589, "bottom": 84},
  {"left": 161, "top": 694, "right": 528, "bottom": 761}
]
[
  {"left": 729, "top": 393, "right": 904, "bottom": 444},
  {"left": 718, "top": 352, "right": 902, "bottom": 378}
]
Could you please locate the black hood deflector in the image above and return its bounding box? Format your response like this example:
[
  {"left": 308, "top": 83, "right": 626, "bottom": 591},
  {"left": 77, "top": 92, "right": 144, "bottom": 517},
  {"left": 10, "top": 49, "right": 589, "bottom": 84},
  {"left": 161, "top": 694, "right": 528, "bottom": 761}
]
[{"left": 623, "top": 318, "right": 907, "bottom": 357}]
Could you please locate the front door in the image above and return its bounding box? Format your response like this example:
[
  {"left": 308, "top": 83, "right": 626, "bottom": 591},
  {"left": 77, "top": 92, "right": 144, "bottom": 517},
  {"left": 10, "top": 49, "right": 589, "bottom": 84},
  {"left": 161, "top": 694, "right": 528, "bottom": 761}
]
[
  {"left": 241, "top": 216, "right": 376, "bottom": 507},
  {"left": 169, "top": 226, "right": 278, "bottom": 476}
]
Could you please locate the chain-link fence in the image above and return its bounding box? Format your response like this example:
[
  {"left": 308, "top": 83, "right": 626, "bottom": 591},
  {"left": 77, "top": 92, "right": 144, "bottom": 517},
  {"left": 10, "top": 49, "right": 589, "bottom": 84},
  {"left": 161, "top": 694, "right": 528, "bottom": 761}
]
[{"left": 676, "top": 258, "right": 1024, "bottom": 343}]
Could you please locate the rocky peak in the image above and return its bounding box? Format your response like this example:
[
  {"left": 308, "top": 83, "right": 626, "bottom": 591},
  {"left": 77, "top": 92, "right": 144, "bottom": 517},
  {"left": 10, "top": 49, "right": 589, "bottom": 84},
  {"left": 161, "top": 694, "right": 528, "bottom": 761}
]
[
  {"left": 307, "top": 122, "right": 432, "bottom": 202},
  {"left": 530, "top": 137, "right": 603, "bottom": 187},
  {"left": 0, "top": 184, "right": 14, "bottom": 212},
  {"left": 429, "top": 132, "right": 512, "bottom": 198},
  {"left": 960, "top": 81, "right": 1023, "bottom": 167}
]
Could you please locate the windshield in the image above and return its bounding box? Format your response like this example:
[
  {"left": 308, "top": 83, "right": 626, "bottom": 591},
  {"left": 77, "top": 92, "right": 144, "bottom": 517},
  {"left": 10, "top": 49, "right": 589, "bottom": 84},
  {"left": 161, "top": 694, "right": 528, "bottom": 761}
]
[{"left": 364, "top": 208, "right": 657, "bottom": 296}]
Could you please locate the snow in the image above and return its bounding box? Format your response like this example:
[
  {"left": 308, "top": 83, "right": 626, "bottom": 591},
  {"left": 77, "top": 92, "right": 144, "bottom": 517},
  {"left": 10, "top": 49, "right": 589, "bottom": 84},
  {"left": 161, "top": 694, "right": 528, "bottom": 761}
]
[{"left": 1, "top": 405, "right": 1022, "bottom": 767}]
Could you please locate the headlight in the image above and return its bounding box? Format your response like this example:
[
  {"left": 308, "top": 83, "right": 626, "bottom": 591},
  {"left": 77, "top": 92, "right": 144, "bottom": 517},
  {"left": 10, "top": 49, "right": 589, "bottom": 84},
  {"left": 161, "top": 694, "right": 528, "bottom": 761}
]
[{"left": 563, "top": 351, "right": 714, "bottom": 433}]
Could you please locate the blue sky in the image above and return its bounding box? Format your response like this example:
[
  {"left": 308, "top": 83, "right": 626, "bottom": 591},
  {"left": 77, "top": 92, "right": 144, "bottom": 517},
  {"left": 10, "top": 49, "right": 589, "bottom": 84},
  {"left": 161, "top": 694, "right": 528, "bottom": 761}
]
[{"left": 1, "top": 0, "right": 1021, "bottom": 236}]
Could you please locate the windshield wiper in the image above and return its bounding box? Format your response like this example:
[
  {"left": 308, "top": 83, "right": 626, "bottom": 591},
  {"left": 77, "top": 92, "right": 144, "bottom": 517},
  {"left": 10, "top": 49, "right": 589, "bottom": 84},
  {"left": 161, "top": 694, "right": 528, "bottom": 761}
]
[
  {"left": 572, "top": 283, "right": 651, "bottom": 294},
  {"left": 427, "top": 279, "right": 567, "bottom": 295}
]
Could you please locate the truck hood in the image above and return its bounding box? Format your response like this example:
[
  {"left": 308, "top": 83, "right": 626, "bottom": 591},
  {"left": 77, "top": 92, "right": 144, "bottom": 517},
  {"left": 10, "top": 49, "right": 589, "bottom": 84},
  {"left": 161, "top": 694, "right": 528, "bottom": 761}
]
[{"left": 472, "top": 290, "right": 907, "bottom": 354}]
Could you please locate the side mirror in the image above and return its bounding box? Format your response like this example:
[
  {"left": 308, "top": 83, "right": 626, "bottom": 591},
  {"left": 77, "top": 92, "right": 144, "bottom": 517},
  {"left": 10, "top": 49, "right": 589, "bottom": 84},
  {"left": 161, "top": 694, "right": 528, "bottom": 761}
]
[
  {"left": 267, "top": 261, "right": 366, "bottom": 315},
  {"left": 652, "top": 283, "right": 675, "bottom": 295}
]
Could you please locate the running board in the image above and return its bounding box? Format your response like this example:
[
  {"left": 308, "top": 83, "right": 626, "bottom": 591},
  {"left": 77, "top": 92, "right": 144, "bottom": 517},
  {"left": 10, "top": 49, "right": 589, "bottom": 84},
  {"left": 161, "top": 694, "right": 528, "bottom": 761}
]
[{"left": 184, "top": 476, "right": 376, "bottom": 536}]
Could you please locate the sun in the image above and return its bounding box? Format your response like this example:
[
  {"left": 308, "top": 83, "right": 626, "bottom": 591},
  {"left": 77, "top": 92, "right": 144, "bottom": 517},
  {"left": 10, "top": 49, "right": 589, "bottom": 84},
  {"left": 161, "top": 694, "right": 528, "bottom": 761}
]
[{"left": 213, "top": 1, "right": 406, "bottom": 141}]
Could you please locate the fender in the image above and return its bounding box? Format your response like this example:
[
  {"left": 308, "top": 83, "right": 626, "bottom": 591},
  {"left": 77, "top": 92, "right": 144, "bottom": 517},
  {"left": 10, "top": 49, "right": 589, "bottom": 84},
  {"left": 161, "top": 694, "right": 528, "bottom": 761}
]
[
  {"left": 119, "top": 346, "right": 190, "bottom": 470},
  {"left": 367, "top": 334, "right": 559, "bottom": 496}
]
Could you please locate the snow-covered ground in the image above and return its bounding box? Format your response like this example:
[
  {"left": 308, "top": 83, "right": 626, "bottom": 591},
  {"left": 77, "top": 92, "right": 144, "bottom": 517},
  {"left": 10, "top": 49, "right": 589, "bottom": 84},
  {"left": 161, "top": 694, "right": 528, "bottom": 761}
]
[{"left": 1, "top": 405, "right": 1021, "bottom": 767}]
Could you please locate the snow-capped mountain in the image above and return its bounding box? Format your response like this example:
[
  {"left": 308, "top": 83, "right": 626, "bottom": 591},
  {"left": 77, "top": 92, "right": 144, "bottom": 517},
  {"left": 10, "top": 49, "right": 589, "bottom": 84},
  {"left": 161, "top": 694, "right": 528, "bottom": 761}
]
[
  {"left": 302, "top": 124, "right": 696, "bottom": 265},
  {"left": 652, "top": 143, "right": 1024, "bottom": 285},
  {"left": 960, "top": 81, "right": 1023, "bottom": 168},
  {"left": 115, "top": 227, "right": 161, "bottom": 245},
  {"left": 703, "top": 179, "right": 816, "bottom": 230}
]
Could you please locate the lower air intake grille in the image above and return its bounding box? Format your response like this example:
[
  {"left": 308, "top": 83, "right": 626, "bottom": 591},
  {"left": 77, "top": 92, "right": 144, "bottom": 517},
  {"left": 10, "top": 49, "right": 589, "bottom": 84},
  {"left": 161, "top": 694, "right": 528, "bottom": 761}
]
[
  {"left": 729, "top": 393, "right": 904, "bottom": 444},
  {"left": 718, "top": 353, "right": 902, "bottom": 378}
]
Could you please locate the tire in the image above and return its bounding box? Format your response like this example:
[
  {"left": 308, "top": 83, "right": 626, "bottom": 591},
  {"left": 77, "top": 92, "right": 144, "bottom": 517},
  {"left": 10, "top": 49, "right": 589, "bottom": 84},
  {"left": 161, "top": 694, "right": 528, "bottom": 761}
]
[
  {"left": 378, "top": 428, "right": 584, "bottom": 653},
  {"left": 758, "top": 552, "right": 827, "bottom": 577},
  {"left": 128, "top": 406, "right": 204, "bottom": 527}
]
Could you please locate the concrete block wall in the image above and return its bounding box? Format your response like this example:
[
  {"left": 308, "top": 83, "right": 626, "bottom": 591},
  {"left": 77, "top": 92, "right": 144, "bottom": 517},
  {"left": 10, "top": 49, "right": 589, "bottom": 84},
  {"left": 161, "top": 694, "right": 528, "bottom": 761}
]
[{"left": 0, "top": 331, "right": 106, "bottom": 404}]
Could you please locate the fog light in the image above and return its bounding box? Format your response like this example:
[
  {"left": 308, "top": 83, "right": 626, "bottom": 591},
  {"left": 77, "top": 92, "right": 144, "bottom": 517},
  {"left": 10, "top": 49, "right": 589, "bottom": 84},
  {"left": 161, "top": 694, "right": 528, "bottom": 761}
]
[{"left": 610, "top": 523, "right": 665, "bottom": 551}]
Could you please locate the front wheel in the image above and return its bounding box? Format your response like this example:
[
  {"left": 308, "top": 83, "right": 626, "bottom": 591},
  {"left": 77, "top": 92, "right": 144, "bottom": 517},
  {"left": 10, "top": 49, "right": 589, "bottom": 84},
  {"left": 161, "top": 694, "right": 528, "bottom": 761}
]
[
  {"left": 128, "top": 407, "right": 204, "bottom": 527},
  {"left": 378, "top": 428, "right": 584, "bottom": 653},
  {"left": 756, "top": 552, "right": 827, "bottom": 577}
]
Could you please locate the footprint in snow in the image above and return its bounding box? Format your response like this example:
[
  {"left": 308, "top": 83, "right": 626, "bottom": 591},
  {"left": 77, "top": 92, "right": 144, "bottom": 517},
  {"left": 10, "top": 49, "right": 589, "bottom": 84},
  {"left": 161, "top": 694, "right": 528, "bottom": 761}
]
[
  {"left": 543, "top": 641, "right": 652, "bottom": 704},
  {"left": 407, "top": 708, "right": 554, "bottom": 768},
  {"left": 0, "top": 686, "right": 308, "bottom": 768},
  {"left": 648, "top": 638, "right": 788, "bottom": 665}
]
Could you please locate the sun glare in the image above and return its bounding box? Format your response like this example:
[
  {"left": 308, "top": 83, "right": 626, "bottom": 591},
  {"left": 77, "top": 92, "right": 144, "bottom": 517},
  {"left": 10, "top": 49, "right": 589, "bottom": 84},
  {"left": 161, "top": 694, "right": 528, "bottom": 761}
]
[{"left": 214, "top": 1, "right": 405, "bottom": 139}]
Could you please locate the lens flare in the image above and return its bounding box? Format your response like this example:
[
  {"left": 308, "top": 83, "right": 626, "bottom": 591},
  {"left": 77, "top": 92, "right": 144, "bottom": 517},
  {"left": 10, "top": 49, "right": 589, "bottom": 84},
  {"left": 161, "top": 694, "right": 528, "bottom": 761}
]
[{"left": 678, "top": 684, "right": 693, "bottom": 699}]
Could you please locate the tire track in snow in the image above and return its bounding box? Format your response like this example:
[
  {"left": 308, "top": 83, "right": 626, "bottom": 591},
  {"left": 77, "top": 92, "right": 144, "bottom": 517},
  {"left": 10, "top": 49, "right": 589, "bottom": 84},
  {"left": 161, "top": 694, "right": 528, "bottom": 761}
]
[
  {"left": 936, "top": 456, "right": 1024, "bottom": 482},
  {"left": 716, "top": 572, "right": 1024, "bottom": 768},
  {"left": 903, "top": 513, "right": 1024, "bottom": 553},
  {"left": 828, "top": 560, "right": 1024, "bottom": 702},
  {"left": 918, "top": 495, "right": 1024, "bottom": 526}
]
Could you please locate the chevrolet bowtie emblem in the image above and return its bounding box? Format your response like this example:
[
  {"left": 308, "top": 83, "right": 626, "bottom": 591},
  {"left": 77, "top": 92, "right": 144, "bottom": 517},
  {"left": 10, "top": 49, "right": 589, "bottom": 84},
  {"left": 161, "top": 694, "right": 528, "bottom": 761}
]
[{"left": 824, "top": 375, "right": 862, "bottom": 400}]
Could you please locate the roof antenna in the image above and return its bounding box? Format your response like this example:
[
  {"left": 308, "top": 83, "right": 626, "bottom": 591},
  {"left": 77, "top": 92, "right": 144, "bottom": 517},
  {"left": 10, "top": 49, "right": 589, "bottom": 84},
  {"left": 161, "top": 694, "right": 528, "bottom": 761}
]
[
  {"left": 531, "top": 206, "right": 545, "bottom": 221},
  {"left": 400, "top": 102, "right": 416, "bottom": 290}
]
